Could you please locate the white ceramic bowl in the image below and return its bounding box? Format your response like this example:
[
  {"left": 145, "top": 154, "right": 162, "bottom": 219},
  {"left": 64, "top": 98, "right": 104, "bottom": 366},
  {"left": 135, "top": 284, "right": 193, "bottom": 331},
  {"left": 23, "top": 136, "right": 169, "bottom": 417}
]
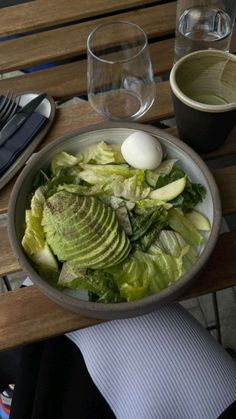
[{"left": 8, "top": 122, "right": 222, "bottom": 319}]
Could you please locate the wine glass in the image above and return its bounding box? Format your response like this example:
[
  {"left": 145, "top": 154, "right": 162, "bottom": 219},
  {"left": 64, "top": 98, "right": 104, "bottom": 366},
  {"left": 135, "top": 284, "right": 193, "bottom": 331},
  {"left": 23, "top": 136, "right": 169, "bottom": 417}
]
[{"left": 87, "top": 21, "right": 156, "bottom": 121}]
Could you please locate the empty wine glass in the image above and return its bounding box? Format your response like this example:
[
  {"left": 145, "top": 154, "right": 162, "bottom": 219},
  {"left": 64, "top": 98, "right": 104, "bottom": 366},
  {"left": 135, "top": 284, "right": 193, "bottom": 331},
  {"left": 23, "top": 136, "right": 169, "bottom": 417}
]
[{"left": 87, "top": 21, "right": 156, "bottom": 121}]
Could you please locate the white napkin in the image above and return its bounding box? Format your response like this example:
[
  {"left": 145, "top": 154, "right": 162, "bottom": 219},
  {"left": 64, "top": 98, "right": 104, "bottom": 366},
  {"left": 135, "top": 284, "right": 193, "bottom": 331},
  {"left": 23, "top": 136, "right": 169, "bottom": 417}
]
[
  {"left": 23, "top": 267, "right": 236, "bottom": 418},
  {"left": 67, "top": 303, "right": 236, "bottom": 419}
]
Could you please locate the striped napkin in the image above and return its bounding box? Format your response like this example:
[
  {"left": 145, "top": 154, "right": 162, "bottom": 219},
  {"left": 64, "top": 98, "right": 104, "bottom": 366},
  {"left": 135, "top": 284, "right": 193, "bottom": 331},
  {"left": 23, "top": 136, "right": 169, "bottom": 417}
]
[{"left": 67, "top": 303, "right": 236, "bottom": 419}]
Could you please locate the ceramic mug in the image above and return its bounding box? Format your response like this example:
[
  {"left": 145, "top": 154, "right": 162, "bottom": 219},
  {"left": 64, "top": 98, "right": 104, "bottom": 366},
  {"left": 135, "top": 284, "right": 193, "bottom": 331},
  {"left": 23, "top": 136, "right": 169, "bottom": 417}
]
[{"left": 170, "top": 49, "right": 236, "bottom": 152}]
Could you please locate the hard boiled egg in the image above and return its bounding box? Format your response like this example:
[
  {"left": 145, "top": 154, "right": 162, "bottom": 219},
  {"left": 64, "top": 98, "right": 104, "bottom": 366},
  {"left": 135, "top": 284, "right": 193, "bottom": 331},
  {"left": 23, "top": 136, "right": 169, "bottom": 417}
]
[{"left": 121, "top": 131, "right": 163, "bottom": 170}]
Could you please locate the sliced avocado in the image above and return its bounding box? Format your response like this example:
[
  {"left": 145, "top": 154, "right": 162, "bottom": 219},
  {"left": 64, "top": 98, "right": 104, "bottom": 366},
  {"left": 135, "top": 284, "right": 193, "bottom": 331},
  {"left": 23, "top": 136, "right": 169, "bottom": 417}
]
[
  {"left": 71, "top": 228, "right": 125, "bottom": 268},
  {"left": 93, "top": 230, "right": 131, "bottom": 269},
  {"left": 42, "top": 191, "right": 131, "bottom": 270},
  {"left": 62, "top": 225, "right": 118, "bottom": 261},
  {"left": 45, "top": 202, "right": 116, "bottom": 260},
  {"left": 42, "top": 194, "right": 91, "bottom": 232},
  {"left": 45, "top": 201, "right": 106, "bottom": 245}
]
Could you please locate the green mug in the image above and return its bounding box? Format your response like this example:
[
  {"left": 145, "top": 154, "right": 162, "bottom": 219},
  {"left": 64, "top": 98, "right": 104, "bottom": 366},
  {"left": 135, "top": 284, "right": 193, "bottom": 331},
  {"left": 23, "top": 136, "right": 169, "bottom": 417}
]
[{"left": 170, "top": 50, "right": 236, "bottom": 152}]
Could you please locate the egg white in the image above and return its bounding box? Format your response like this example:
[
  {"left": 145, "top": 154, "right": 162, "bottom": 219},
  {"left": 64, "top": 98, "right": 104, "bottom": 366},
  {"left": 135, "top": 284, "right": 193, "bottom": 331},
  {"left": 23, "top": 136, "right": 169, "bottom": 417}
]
[{"left": 121, "top": 131, "right": 163, "bottom": 170}]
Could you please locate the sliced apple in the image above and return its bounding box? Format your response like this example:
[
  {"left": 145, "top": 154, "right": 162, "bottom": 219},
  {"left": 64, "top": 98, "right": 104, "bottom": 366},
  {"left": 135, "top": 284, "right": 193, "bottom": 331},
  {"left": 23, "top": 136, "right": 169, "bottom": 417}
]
[
  {"left": 149, "top": 177, "right": 186, "bottom": 201},
  {"left": 185, "top": 210, "right": 211, "bottom": 231}
]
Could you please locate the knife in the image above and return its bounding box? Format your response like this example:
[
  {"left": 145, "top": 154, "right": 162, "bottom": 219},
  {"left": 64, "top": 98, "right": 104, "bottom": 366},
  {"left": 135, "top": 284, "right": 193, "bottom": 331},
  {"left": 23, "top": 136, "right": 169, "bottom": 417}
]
[{"left": 0, "top": 93, "right": 47, "bottom": 147}]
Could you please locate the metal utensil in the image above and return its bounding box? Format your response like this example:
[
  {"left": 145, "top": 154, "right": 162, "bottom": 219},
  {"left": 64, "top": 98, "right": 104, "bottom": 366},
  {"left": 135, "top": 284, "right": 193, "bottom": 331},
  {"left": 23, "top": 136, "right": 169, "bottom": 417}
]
[
  {"left": 0, "top": 92, "right": 20, "bottom": 128},
  {"left": 0, "top": 93, "right": 47, "bottom": 147}
]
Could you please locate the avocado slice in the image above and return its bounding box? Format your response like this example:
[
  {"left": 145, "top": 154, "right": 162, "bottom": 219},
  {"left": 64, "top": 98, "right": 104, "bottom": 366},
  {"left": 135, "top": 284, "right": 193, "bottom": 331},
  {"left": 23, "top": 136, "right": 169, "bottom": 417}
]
[
  {"left": 42, "top": 191, "right": 131, "bottom": 270},
  {"left": 93, "top": 230, "right": 132, "bottom": 269}
]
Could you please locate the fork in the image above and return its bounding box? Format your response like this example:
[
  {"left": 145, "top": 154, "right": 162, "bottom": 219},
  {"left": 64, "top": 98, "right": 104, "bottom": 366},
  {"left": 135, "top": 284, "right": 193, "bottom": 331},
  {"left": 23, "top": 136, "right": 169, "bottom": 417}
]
[{"left": 0, "top": 92, "right": 20, "bottom": 129}]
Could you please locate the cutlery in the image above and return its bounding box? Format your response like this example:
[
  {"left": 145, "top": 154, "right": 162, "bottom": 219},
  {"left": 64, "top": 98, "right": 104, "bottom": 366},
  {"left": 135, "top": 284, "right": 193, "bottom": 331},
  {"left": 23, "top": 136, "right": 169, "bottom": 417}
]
[
  {"left": 0, "top": 92, "right": 20, "bottom": 128},
  {"left": 0, "top": 93, "right": 47, "bottom": 147}
]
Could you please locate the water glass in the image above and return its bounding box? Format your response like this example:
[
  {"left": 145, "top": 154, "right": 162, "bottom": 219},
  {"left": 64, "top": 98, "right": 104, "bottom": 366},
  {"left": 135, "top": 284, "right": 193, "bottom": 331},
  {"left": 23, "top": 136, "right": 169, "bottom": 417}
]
[
  {"left": 87, "top": 21, "right": 156, "bottom": 121},
  {"left": 174, "top": 0, "right": 236, "bottom": 61}
]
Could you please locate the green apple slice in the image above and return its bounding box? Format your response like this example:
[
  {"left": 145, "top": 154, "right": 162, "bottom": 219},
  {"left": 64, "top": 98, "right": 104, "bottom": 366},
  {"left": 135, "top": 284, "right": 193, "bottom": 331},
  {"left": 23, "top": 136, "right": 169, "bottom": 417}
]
[
  {"left": 185, "top": 210, "right": 211, "bottom": 231},
  {"left": 149, "top": 177, "right": 186, "bottom": 201}
]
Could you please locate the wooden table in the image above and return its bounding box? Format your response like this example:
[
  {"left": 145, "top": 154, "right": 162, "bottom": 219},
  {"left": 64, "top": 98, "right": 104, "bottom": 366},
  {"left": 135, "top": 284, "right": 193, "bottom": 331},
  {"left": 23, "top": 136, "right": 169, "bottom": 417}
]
[{"left": 0, "top": 0, "right": 236, "bottom": 351}]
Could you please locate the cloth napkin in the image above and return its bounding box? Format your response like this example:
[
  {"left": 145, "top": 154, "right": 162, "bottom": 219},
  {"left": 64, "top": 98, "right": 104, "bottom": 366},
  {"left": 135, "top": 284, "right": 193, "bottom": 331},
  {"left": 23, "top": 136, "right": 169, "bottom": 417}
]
[
  {"left": 23, "top": 278, "right": 236, "bottom": 419},
  {"left": 67, "top": 303, "right": 236, "bottom": 419},
  {"left": 0, "top": 97, "right": 48, "bottom": 177}
]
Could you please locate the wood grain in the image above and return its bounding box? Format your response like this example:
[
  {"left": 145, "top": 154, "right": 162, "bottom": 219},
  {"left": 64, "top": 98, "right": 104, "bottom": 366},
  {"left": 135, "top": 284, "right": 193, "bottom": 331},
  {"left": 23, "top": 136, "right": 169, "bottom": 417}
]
[
  {"left": 213, "top": 166, "right": 236, "bottom": 215},
  {"left": 167, "top": 126, "right": 236, "bottom": 160},
  {"left": 0, "top": 3, "right": 176, "bottom": 73},
  {"left": 0, "top": 30, "right": 235, "bottom": 99},
  {"left": 0, "top": 285, "right": 102, "bottom": 351},
  {"left": 0, "top": 0, "right": 160, "bottom": 36},
  {"left": 0, "top": 225, "right": 20, "bottom": 276},
  {"left": 0, "top": 39, "right": 175, "bottom": 99},
  {"left": 180, "top": 231, "right": 236, "bottom": 299},
  {"left": 1, "top": 230, "right": 236, "bottom": 351}
]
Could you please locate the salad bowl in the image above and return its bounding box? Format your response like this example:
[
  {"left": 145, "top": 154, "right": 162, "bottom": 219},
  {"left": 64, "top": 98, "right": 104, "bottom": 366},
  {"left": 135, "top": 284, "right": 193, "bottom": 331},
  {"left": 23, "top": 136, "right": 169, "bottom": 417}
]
[{"left": 8, "top": 122, "right": 221, "bottom": 319}]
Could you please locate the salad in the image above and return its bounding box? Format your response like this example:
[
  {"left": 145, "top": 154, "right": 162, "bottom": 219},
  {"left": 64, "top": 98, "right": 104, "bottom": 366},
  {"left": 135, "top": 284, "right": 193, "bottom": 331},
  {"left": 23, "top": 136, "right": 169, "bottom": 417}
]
[{"left": 22, "top": 133, "right": 211, "bottom": 303}]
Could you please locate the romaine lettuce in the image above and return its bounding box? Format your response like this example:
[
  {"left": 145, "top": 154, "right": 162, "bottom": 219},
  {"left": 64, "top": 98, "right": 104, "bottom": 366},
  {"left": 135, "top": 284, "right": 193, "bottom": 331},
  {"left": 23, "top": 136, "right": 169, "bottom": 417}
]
[{"left": 76, "top": 141, "right": 125, "bottom": 165}]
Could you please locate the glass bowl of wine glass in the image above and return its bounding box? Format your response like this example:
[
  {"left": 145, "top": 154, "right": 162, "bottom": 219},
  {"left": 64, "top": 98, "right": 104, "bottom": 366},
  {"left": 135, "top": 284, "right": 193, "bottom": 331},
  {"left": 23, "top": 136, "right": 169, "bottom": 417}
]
[{"left": 87, "top": 21, "right": 156, "bottom": 121}]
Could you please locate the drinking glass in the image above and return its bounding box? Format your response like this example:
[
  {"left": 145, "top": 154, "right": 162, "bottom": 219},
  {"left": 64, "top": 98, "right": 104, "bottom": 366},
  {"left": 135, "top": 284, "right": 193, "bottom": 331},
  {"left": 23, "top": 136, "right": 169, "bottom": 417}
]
[
  {"left": 174, "top": 0, "right": 236, "bottom": 61},
  {"left": 87, "top": 21, "right": 156, "bottom": 121}
]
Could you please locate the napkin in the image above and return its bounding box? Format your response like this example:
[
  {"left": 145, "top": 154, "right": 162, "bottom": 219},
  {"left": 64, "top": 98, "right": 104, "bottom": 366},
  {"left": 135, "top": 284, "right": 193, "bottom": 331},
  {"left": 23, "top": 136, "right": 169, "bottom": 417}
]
[
  {"left": 22, "top": 278, "right": 236, "bottom": 418},
  {"left": 68, "top": 304, "right": 236, "bottom": 419},
  {"left": 0, "top": 97, "right": 48, "bottom": 177}
]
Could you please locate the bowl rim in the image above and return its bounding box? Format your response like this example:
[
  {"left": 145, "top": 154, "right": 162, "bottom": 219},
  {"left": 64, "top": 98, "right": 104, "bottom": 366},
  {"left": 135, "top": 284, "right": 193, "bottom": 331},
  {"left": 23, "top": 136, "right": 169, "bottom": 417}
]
[{"left": 8, "top": 121, "right": 222, "bottom": 316}]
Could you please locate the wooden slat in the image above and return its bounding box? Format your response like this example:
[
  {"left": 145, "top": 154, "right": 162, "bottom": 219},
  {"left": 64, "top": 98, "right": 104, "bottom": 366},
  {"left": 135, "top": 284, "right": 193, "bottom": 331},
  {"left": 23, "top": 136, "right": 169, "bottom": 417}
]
[
  {"left": 0, "top": 0, "right": 159, "bottom": 37},
  {"left": 1, "top": 29, "right": 235, "bottom": 99},
  {"left": 180, "top": 231, "right": 236, "bottom": 299},
  {"left": 0, "top": 230, "right": 236, "bottom": 351},
  {"left": 167, "top": 126, "right": 236, "bottom": 160},
  {"left": 0, "top": 39, "right": 175, "bottom": 99},
  {"left": 213, "top": 166, "right": 236, "bottom": 215},
  {"left": 0, "top": 3, "right": 176, "bottom": 73},
  {"left": 0, "top": 285, "right": 102, "bottom": 351},
  {"left": 0, "top": 225, "right": 20, "bottom": 276}
]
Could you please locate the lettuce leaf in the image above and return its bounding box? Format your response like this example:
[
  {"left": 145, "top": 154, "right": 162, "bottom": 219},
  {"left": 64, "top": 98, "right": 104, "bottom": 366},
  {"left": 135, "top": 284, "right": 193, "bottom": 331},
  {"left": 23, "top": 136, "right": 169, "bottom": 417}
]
[
  {"left": 106, "top": 249, "right": 186, "bottom": 301},
  {"left": 57, "top": 183, "right": 104, "bottom": 196},
  {"left": 22, "top": 210, "right": 59, "bottom": 281},
  {"left": 149, "top": 229, "right": 198, "bottom": 272},
  {"left": 76, "top": 141, "right": 125, "bottom": 165},
  {"left": 31, "top": 186, "right": 46, "bottom": 218},
  {"left": 78, "top": 163, "right": 144, "bottom": 184},
  {"left": 168, "top": 208, "right": 203, "bottom": 246},
  {"left": 170, "top": 181, "right": 206, "bottom": 212},
  {"left": 51, "top": 151, "right": 78, "bottom": 175},
  {"left": 146, "top": 159, "right": 178, "bottom": 187},
  {"left": 135, "top": 198, "right": 172, "bottom": 214},
  {"left": 129, "top": 205, "right": 169, "bottom": 251},
  {"left": 105, "top": 176, "right": 150, "bottom": 201},
  {"left": 58, "top": 261, "right": 123, "bottom": 303}
]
